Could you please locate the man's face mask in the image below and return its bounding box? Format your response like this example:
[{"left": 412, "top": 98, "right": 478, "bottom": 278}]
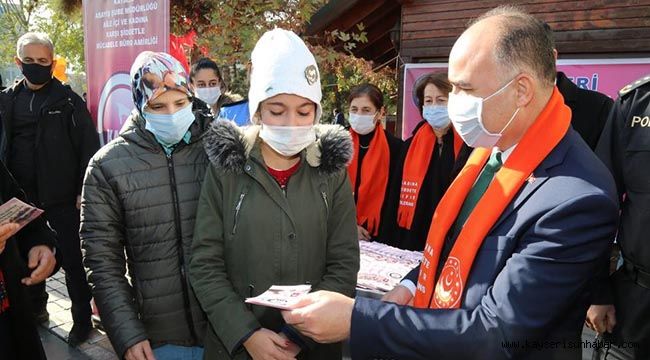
[
  {"left": 447, "top": 77, "right": 521, "bottom": 148},
  {"left": 20, "top": 61, "right": 53, "bottom": 86}
]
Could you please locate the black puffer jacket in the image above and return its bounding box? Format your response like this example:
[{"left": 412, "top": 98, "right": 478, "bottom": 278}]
[{"left": 80, "top": 103, "right": 211, "bottom": 357}]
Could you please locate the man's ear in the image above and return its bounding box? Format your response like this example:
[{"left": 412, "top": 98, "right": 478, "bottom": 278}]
[
  {"left": 514, "top": 73, "right": 535, "bottom": 108},
  {"left": 14, "top": 56, "right": 22, "bottom": 69}
]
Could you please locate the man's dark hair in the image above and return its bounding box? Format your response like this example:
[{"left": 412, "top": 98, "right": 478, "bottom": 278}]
[
  {"left": 471, "top": 5, "right": 556, "bottom": 86},
  {"left": 190, "top": 58, "right": 223, "bottom": 84}
]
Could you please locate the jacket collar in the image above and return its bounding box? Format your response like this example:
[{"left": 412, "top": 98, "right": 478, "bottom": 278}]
[
  {"left": 556, "top": 72, "right": 578, "bottom": 104},
  {"left": 5, "top": 78, "right": 69, "bottom": 111},
  {"left": 204, "top": 120, "right": 353, "bottom": 176}
]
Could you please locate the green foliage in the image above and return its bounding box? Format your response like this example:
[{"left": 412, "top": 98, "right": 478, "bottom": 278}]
[
  {"left": 33, "top": 1, "right": 85, "bottom": 72},
  {"left": 7, "top": 0, "right": 399, "bottom": 119},
  {"left": 0, "top": 0, "right": 85, "bottom": 72},
  {"left": 170, "top": 0, "right": 397, "bottom": 122}
]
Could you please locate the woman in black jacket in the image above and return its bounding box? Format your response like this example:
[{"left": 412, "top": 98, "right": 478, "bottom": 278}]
[
  {"left": 346, "top": 83, "right": 403, "bottom": 244},
  {"left": 387, "top": 72, "right": 471, "bottom": 251}
]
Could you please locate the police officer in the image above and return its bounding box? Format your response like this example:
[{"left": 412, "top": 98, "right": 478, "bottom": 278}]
[{"left": 587, "top": 74, "right": 650, "bottom": 359}]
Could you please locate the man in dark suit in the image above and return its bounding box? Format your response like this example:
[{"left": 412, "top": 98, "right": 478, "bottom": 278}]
[
  {"left": 282, "top": 6, "right": 618, "bottom": 360},
  {"left": 556, "top": 71, "right": 613, "bottom": 150}
]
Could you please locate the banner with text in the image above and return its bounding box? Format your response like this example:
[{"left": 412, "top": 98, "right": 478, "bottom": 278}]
[
  {"left": 401, "top": 59, "right": 650, "bottom": 140},
  {"left": 83, "top": 0, "right": 169, "bottom": 145}
]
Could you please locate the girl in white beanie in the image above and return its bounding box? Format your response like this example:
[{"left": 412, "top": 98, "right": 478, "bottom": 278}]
[{"left": 189, "top": 29, "right": 360, "bottom": 360}]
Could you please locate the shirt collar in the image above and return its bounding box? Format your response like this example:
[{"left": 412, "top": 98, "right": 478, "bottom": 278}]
[
  {"left": 157, "top": 130, "right": 192, "bottom": 155},
  {"left": 494, "top": 144, "right": 517, "bottom": 163}
]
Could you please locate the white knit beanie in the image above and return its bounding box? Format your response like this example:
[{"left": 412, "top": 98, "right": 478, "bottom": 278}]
[{"left": 248, "top": 28, "right": 322, "bottom": 124}]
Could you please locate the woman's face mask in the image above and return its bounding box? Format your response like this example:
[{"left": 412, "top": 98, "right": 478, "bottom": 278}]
[
  {"left": 422, "top": 105, "right": 450, "bottom": 130},
  {"left": 259, "top": 124, "right": 316, "bottom": 157},
  {"left": 143, "top": 103, "right": 195, "bottom": 147},
  {"left": 348, "top": 113, "right": 377, "bottom": 135},
  {"left": 194, "top": 86, "right": 221, "bottom": 106}
]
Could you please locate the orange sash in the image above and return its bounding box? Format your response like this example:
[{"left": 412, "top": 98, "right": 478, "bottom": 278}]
[
  {"left": 414, "top": 88, "right": 571, "bottom": 309},
  {"left": 397, "top": 124, "right": 463, "bottom": 229},
  {"left": 347, "top": 126, "right": 390, "bottom": 236}
]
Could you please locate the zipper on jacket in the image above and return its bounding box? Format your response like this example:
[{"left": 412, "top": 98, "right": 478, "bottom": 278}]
[
  {"left": 29, "top": 93, "right": 35, "bottom": 112},
  {"left": 165, "top": 152, "right": 199, "bottom": 342},
  {"left": 321, "top": 190, "right": 329, "bottom": 217},
  {"left": 232, "top": 190, "right": 247, "bottom": 235}
]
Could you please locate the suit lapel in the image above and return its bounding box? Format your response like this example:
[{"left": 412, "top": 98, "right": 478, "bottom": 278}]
[{"left": 491, "top": 132, "right": 572, "bottom": 231}]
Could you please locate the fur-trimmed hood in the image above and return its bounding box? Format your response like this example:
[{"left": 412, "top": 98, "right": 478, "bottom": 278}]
[{"left": 203, "top": 120, "right": 353, "bottom": 176}]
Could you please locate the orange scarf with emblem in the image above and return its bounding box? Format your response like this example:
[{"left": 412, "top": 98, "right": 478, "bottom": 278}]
[
  {"left": 414, "top": 88, "right": 571, "bottom": 309},
  {"left": 397, "top": 123, "right": 463, "bottom": 229},
  {"left": 347, "top": 126, "right": 390, "bottom": 236}
]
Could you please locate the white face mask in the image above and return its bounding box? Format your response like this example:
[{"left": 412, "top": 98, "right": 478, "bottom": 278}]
[
  {"left": 422, "top": 105, "right": 450, "bottom": 130},
  {"left": 194, "top": 86, "right": 221, "bottom": 106},
  {"left": 259, "top": 124, "right": 316, "bottom": 157},
  {"left": 447, "top": 77, "right": 520, "bottom": 148},
  {"left": 348, "top": 113, "right": 376, "bottom": 135},
  {"left": 143, "top": 104, "right": 195, "bottom": 147}
]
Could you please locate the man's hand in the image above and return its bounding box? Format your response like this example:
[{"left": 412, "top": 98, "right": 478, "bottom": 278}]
[
  {"left": 381, "top": 284, "right": 414, "bottom": 306},
  {"left": 125, "top": 340, "right": 156, "bottom": 360},
  {"left": 282, "top": 291, "right": 354, "bottom": 344},
  {"left": 0, "top": 223, "right": 20, "bottom": 254},
  {"left": 357, "top": 225, "right": 370, "bottom": 241},
  {"left": 586, "top": 304, "right": 616, "bottom": 334},
  {"left": 243, "top": 328, "right": 296, "bottom": 360},
  {"left": 76, "top": 195, "right": 82, "bottom": 210},
  {"left": 21, "top": 245, "right": 56, "bottom": 285}
]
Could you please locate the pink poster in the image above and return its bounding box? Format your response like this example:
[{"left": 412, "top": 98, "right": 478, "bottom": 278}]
[
  {"left": 83, "top": 0, "right": 169, "bottom": 145},
  {"left": 402, "top": 59, "right": 650, "bottom": 140}
]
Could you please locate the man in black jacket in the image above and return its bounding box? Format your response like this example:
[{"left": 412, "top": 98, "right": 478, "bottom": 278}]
[
  {"left": 556, "top": 71, "right": 613, "bottom": 150},
  {"left": 0, "top": 159, "right": 58, "bottom": 360},
  {"left": 544, "top": 22, "right": 614, "bottom": 151},
  {"left": 0, "top": 32, "right": 100, "bottom": 345}
]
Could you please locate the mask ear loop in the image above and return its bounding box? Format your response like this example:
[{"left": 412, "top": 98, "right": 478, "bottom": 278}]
[
  {"left": 479, "top": 76, "right": 519, "bottom": 135},
  {"left": 484, "top": 76, "right": 517, "bottom": 102},
  {"left": 498, "top": 107, "right": 521, "bottom": 135}
]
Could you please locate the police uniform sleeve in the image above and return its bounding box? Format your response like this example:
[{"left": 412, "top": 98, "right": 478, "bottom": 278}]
[{"left": 592, "top": 90, "right": 630, "bottom": 305}]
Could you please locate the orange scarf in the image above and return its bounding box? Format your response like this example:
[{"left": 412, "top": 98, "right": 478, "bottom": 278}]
[
  {"left": 414, "top": 88, "right": 571, "bottom": 309},
  {"left": 347, "top": 126, "right": 391, "bottom": 236},
  {"left": 397, "top": 124, "right": 463, "bottom": 229}
]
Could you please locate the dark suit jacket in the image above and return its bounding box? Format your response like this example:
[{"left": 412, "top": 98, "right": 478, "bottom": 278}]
[
  {"left": 349, "top": 129, "right": 619, "bottom": 360},
  {"left": 557, "top": 71, "right": 613, "bottom": 150}
]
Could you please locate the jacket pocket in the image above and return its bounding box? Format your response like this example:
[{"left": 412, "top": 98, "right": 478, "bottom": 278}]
[{"left": 624, "top": 131, "right": 650, "bottom": 193}]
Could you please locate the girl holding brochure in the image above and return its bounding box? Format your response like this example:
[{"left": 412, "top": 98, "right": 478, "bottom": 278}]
[{"left": 189, "top": 29, "right": 359, "bottom": 360}]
